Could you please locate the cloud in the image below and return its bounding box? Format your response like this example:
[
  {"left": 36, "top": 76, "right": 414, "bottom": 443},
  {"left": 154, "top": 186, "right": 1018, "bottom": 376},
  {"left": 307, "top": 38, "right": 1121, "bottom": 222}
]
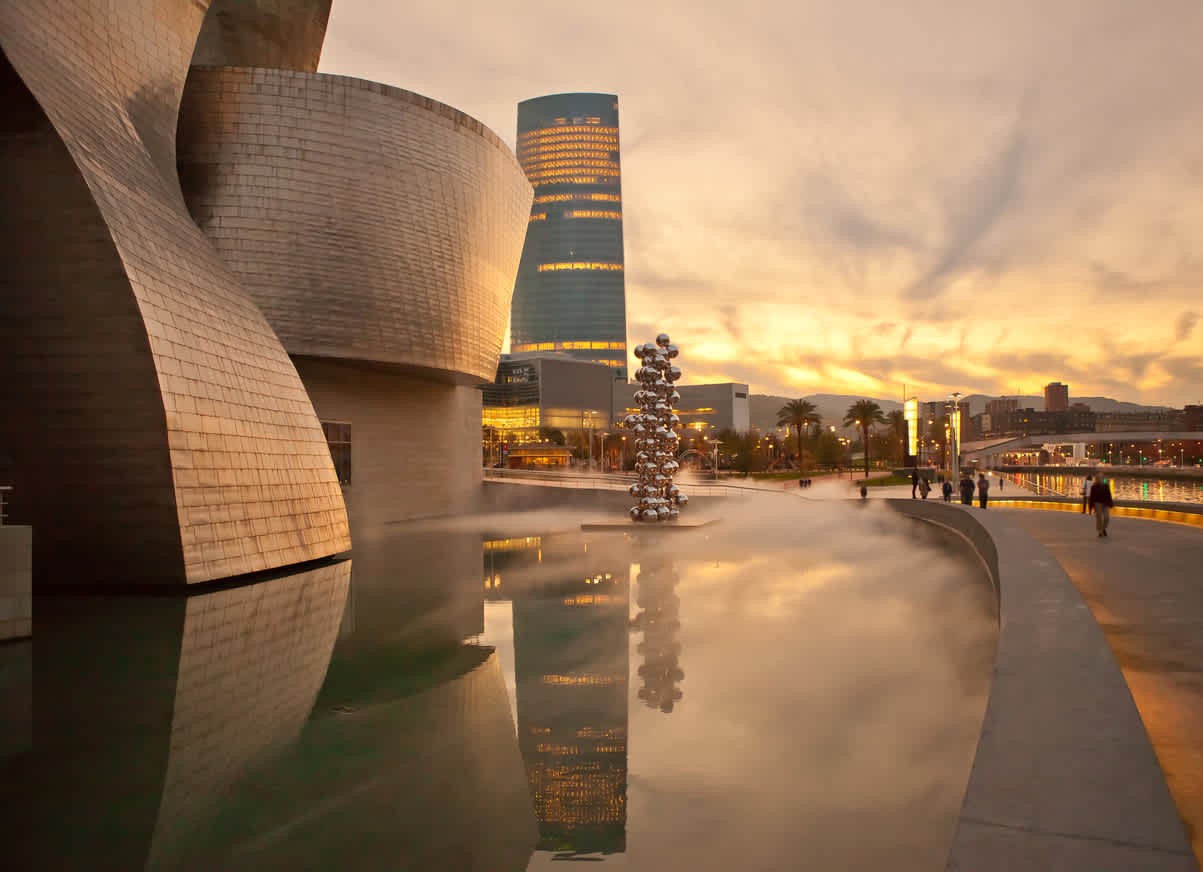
[
  {"left": 322, "top": 0, "right": 1203, "bottom": 406},
  {"left": 902, "top": 94, "right": 1032, "bottom": 301},
  {"left": 1175, "top": 310, "right": 1199, "bottom": 343}
]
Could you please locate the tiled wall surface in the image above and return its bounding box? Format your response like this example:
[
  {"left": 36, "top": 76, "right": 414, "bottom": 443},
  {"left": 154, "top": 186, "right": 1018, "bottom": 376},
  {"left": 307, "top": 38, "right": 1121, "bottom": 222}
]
[
  {"left": 0, "top": 526, "right": 31, "bottom": 641},
  {"left": 295, "top": 357, "right": 483, "bottom": 529},
  {"left": 178, "top": 67, "right": 533, "bottom": 385},
  {"left": 191, "top": 0, "right": 333, "bottom": 72},
  {"left": 0, "top": 0, "right": 350, "bottom": 585}
]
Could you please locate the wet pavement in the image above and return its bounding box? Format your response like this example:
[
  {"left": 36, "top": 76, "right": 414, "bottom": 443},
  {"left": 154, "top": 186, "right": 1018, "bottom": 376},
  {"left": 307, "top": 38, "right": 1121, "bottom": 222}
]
[{"left": 1005, "top": 508, "right": 1203, "bottom": 868}]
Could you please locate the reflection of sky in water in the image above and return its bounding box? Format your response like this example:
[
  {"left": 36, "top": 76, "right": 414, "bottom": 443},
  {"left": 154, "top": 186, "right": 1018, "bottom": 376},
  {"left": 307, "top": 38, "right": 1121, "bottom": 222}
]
[{"left": 484, "top": 500, "right": 998, "bottom": 871}]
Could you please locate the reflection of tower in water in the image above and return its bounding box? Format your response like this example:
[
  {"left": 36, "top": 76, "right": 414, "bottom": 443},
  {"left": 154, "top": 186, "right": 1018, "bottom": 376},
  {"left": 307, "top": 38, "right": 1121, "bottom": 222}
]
[
  {"left": 631, "top": 554, "right": 684, "bottom": 713},
  {"left": 504, "top": 537, "right": 630, "bottom": 855}
]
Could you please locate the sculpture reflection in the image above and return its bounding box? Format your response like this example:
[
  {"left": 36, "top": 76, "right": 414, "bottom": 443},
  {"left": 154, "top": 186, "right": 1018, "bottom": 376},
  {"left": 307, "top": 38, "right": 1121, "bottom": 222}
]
[{"left": 631, "top": 554, "right": 685, "bottom": 713}]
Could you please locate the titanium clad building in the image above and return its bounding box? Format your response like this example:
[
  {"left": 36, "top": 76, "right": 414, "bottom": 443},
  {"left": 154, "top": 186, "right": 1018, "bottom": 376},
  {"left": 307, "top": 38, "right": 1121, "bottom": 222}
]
[{"left": 510, "top": 93, "right": 628, "bottom": 379}]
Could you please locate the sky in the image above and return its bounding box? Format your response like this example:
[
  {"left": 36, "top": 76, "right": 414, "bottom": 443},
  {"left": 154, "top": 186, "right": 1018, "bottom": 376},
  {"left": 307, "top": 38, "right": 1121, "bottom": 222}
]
[{"left": 319, "top": 0, "right": 1203, "bottom": 407}]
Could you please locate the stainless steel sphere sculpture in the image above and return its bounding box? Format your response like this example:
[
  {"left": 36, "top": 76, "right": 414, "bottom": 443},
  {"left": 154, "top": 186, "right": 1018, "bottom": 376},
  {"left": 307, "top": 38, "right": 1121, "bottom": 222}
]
[{"left": 624, "top": 333, "right": 688, "bottom": 522}]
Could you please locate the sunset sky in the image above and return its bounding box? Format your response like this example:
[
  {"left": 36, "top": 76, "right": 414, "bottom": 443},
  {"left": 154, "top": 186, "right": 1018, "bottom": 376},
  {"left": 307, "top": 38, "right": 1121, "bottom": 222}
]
[{"left": 320, "top": 0, "right": 1203, "bottom": 406}]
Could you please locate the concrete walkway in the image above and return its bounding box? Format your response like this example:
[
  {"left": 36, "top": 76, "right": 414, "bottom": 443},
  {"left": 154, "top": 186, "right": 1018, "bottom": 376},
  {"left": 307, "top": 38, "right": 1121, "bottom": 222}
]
[{"left": 1002, "top": 507, "right": 1203, "bottom": 867}]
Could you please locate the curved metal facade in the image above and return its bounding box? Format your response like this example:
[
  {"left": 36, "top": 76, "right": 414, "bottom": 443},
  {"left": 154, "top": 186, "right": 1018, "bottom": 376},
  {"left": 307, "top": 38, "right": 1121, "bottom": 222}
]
[
  {"left": 191, "top": 0, "right": 332, "bottom": 72},
  {"left": 178, "top": 68, "right": 533, "bottom": 384},
  {"left": 0, "top": 0, "right": 351, "bottom": 585},
  {"left": 510, "top": 93, "right": 628, "bottom": 379}
]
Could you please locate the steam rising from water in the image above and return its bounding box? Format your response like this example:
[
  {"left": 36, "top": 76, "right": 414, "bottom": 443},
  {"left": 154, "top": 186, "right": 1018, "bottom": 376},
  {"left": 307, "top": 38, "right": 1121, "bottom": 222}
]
[{"left": 463, "top": 494, "right": 997, "bottom": 870}]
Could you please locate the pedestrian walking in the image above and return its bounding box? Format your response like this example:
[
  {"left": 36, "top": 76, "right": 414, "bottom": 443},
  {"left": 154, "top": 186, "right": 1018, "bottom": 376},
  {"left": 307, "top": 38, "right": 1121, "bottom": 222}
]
[
  {"left": 1080, "top": 474, "right": 1093, "bottom": 514},
  {"left": 977, "top": 473, "right": 990, "bottom": 509},
  {"left": 918, "top": 476, "right": 931, "bottom": 500},
  {"left": 959, "top": 473, "right": 974, "bottom": 505},
  {"left": 942, "top": 479, "right": 953, "bottom": 502},
  {"left": 999, "top": 477, "right": 1004, "bottom": 492},
  {"left": 1089, "top": 475, "right": 1114, "bottom": 537},
  {"left": 860, "top": 483, "right": 868, "bottom": 499},
  {"left": 911, "top": 470, "right": 919, "bottom": 499}
]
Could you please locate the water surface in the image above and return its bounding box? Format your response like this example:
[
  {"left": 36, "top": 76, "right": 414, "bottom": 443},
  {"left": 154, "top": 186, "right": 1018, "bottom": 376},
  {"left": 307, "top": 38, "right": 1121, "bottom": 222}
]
[{"left": 3, "top": 499, "right": 997, "bottom": 870}]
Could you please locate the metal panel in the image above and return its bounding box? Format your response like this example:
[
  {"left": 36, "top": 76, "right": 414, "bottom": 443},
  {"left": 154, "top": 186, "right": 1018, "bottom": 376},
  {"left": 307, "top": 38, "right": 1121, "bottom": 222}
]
[
  {"left": 0, "top": 0, "right": 351, "bottom": 585},
  {"left": 178, "top": 67, "right": 533, "bottom": 384}
]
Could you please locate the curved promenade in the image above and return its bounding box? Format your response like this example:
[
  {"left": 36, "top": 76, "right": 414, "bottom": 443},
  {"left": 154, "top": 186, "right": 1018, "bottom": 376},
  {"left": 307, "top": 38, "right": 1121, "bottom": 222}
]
[
  {"left": 1001, "top": 507, "right": 1203, "bottom": 867},
  {"left": 891, "top": 499, "right": 1198, "bottom": 871}
]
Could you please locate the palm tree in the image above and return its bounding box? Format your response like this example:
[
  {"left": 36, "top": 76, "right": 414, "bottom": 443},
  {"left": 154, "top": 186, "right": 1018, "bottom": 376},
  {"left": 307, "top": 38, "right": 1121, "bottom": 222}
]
[
  {"left": 777, "top": 399, "right": 817, "bottom": 470},
  {"left": 886, "top": 409, "right": 907, "bottom": 464},
  {"left": 843, "top": 399, "right": 887, "bottom": 479}
]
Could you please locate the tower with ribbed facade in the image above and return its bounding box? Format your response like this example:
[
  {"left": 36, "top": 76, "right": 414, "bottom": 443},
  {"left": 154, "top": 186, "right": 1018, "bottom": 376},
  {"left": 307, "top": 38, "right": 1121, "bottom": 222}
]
[{"left": 510, "top": 93, "right": 628, "bottom": 379}]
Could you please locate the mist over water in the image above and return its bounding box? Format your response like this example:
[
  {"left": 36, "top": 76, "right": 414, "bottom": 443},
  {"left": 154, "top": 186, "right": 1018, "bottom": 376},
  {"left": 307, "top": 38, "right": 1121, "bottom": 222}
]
[
  {"left": 5, "top": 492, "right": 997, "bottom": 870},
  {"left": 481, "top": 496, "right": 998, "bottom": 870}
]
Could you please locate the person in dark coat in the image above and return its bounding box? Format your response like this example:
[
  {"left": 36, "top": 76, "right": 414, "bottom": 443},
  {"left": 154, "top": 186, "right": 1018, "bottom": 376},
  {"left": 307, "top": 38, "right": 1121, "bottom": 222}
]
[
  {"left": 1089, "top": 475, "right": 1114, "bottom": 537},
  {"left": 911, "top": 471, "right": 919, "bottom": 498},
  {"left": 977, "top": 473, "right": 990, "bottom": 508},
  {"left": 942, "top": 479, "right": 953, "bottom": 502},
  {"left": 959, "top": 474, "right": 974, "bottom": 505}
]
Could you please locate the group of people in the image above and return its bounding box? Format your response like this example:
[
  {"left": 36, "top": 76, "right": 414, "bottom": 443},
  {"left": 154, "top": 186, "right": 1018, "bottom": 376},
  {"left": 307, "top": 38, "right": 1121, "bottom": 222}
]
[
  {"left": 1080, "top": 473, "right": 1115, "bottom": 537},
  {"left": 911, "top": 470, "right": 995, "bottom": 508},
  {"left": 797, "top": 478, "right": 815, "bottom": 489}
]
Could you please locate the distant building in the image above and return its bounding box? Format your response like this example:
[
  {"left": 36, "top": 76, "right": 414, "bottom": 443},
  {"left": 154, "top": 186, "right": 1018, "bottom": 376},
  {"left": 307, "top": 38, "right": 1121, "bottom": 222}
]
[
  {"left": 613, "top": 382, "right": 749, "bottom": 434},
  {"left": 1044, "top": 382, "right": 1069, "bottom": 412},
  {"left": 1070, "top": 402, "right": 1091, "bottom": 412},
  {"left": 1183, "top": 405, "right": 1203, "bottom": 431},
  {"left": 1094, "top": 410, "right": 1181, "bottom": 433},
  {"left": 985, "top": 397, "right": 1019, "bottom": 418},
  {"left": 993, "top": 408, "right": 1096, "bottom": 436},
  {"left": 482, "top": 354, "right": 616, "bottom": 448},
  {"left": 509, "top": 93, "right": 628, "bottom": 379}
]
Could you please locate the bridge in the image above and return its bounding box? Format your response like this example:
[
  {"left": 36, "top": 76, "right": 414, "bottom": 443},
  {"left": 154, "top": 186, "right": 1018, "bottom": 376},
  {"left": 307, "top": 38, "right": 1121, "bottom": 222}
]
[{"left": 962, "top": 431, "right": 1202, "bottom": 466}]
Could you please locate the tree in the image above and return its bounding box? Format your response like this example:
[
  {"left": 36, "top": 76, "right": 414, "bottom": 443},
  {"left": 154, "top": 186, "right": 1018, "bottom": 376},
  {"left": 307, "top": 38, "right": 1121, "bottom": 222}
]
[
  {"left": 776, "top": 399, "right": 818, "bottom": 470},
  {"left": 843, "top": 400, "right": 887, "bottom": 479},
  {"left": 716, "top": 428, "right": 763, "bottom": 475},
  {"left": 886, "top": 409, "right": 907, "bottom": 464},
  {"left": 537, "top": 426, "right": 565, "bottom": 445}
]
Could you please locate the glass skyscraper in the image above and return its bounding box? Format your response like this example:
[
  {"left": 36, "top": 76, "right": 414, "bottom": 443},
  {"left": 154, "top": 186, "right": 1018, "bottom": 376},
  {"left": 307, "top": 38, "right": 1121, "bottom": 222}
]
[{"left": 510, "top": 93, "right": 628, "bottom": 379}]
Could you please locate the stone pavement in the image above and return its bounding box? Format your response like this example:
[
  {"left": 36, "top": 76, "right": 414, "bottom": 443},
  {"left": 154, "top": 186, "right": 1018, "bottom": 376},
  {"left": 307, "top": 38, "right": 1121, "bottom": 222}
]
[{"left": 1003, "top": 507, "right": 1203, "bottom": 867}]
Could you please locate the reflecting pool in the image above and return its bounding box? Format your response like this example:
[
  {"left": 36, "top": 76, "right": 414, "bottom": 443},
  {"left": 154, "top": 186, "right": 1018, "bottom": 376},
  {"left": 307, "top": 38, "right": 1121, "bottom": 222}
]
[{"left": 2, "top": 499, "right": 997, "bottom": 870}]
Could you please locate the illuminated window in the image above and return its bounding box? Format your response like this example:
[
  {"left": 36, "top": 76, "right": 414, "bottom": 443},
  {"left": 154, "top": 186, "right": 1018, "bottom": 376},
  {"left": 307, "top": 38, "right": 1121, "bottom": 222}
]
[
  {"left": 566, "top": 210, "right": 622, "bottom": 220},
  {"left": 518, "top": 124, "right": 619, "bottom": 140},
  {"left": 541, "top": 673, "right": 626, "bottom": 686},
  {"left": 537, "top": 262, "right": 624, "bottom": 273},
  {"left": 321, "top": 421, "right": 351, "bottom": 485},
  {"left": 523, "top": 158, "right": 619, "bottom": 172},
  {"left": 481, "top": 406, "right": 540, "bottom": 429},
  {"left": 533, "top": 193, "right": 621, "bottom": 204},
  {"left": 528, "top": 212, "right": 546, "bottom": 222}
]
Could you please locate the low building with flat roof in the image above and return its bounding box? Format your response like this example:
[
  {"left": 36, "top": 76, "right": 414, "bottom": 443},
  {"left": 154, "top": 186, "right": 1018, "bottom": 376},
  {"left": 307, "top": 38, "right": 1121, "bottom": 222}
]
[
  {"left": 482, "top": 354, "right": 616, "bottom": 447},
  {"left": 612, "top": 381, "right": 749, "bottom": 435}
]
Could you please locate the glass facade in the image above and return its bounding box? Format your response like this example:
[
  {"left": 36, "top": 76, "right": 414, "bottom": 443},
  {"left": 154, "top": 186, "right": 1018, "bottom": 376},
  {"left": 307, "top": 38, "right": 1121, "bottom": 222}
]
[{"left": 511, "top": 93, "right": 628, "bottom": 379}]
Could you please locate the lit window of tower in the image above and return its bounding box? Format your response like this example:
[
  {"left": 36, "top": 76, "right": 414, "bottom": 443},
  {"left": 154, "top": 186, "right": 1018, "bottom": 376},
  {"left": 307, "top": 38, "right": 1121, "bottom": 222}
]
[{"left": 510, "top": 93, "right": 628, "bottom": 379}]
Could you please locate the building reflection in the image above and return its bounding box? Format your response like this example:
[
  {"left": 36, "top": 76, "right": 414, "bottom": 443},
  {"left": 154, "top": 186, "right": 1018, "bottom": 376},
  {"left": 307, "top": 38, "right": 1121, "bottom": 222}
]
[
  {"left": 2, "top": 560, "right": 351, "bottom": 871},
  {"left": 487, "top": 534, "right": 631, "bottom": 856},
  {"left": 631, "top": 554, "right": 684, "bottom": 713},
  {"left": 4, "top": 528, "right": 540, "bottom": 871}
]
